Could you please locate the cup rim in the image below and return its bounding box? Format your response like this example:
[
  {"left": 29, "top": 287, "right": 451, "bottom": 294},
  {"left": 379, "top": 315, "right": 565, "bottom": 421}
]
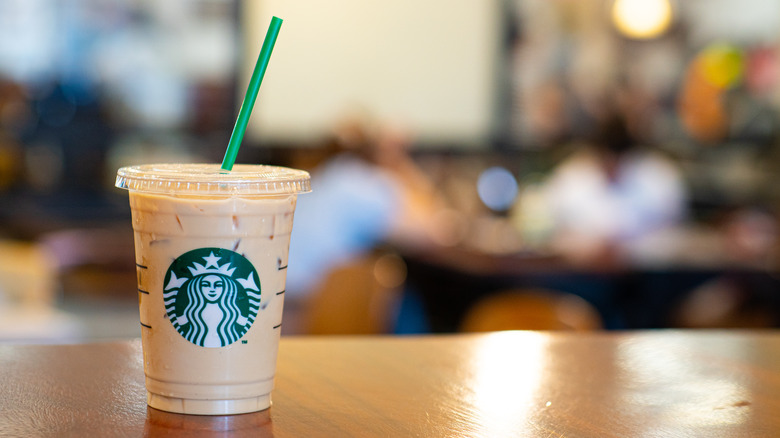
[{"left": 115, "top": 163, "right": 311, "bottom": 196}]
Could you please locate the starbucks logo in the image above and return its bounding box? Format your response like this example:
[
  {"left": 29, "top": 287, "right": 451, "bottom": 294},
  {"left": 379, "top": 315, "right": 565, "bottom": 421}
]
[{"left": 163, "top": 248, "right": 261, "bottom": 348}]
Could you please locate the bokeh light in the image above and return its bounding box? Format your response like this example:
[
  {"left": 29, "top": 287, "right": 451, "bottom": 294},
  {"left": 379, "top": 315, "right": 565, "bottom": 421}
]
[
  {"left": 612, "top": 0, "right": 673, "bottom": 40},
  {"left": 477, "top": 166, "right": 519, "bottom": 212}
]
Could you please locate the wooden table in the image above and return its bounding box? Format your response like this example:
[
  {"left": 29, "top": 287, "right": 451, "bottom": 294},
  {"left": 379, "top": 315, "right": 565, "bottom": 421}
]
[{"left": 1, "top": 331, "right": 779, "bottom": 437}]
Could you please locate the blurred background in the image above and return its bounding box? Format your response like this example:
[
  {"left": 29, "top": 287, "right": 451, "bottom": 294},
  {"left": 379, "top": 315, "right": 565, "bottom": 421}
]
[{"left": 0, "top": 0, "right": 779, "bottom": 342}]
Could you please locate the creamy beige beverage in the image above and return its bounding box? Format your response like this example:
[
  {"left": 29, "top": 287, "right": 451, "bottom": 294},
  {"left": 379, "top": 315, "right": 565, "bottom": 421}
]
[{"left": 116, "top": 164, "right": 310, "bottom": 415}]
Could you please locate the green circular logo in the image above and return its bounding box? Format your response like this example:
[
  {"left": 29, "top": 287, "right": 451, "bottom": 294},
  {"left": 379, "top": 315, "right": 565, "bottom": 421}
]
[{"left": 163, "top": 248, "right": 261, "bottom": 348}]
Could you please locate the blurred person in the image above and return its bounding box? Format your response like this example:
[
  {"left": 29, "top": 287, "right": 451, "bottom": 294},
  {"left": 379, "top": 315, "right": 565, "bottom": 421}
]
[
  {"left": 286, "top": 116, "right": 445, "bottom": 302},
  {"left": 371, "top": 121, "right": 449, "bottom": 246},
  {"left": 539, "top": 113, "right": 687, "bottom": 266}
]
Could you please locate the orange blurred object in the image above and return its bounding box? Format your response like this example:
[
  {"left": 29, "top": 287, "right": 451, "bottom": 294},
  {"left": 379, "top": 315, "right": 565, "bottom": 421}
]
[
  {"left": 678, "top": 59, "right": 728, "bottom": 143},
  {"left": 460, "top": 289, "right": 603, "bottom": 332}
]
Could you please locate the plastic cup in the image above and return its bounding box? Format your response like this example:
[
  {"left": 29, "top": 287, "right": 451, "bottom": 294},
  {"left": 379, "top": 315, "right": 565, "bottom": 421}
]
[{"left": 115, "top": 163, "right": 310, "bottom": 415}]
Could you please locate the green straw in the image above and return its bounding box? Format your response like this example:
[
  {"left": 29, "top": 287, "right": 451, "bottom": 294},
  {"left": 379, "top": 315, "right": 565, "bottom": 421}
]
[{"left": 222, "top": 16, "right": 283, "bottom": 171}]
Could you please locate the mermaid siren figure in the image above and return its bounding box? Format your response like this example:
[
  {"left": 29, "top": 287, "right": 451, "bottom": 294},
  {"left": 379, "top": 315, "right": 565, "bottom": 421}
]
[{"left": 164, "top": 250, "right": 261, "bottom": 347}]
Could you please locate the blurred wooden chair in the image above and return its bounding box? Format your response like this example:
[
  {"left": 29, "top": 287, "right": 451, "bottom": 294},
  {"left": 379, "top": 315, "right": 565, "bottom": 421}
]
[
  {"left": 0, "top": 240, "right": 83, "bottom": 342},
  {"left": 460, "top": 289, "right": 603, "bottom": 332},
  {"left": 302, "top": 251, "right": 406, "bottom": 335},
  {"left": 0, "top": 240, "right": 57, "bottom": 308}
]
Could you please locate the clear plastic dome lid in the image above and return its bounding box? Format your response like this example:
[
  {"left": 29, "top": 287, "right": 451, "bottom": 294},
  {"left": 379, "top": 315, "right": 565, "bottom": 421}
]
[{"left": 116, "top": 164, "right": 311, "bottom": 196}]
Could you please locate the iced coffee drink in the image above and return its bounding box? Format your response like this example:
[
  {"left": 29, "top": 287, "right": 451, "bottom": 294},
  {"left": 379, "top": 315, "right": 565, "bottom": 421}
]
[{"left": 115, "top": 164, "right": 310, "bottom": 415}]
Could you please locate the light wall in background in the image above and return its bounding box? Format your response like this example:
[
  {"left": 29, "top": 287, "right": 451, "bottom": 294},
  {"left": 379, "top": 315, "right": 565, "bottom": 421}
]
[{"left": 243, "top": 0, "right": 501, "bottom": 147}]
